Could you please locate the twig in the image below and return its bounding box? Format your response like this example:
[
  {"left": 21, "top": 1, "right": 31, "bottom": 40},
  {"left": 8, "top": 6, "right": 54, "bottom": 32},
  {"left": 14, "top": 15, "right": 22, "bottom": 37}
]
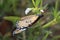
[
  {"left": 22, "top": 31, "right": 26, "bottom": 40},
  {"left": 42, "top": 18, "right": 57, "bottom": 29}
]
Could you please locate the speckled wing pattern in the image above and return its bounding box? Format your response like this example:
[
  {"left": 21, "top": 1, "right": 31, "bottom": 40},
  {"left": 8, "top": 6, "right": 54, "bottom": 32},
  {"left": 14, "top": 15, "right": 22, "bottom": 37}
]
[
  {"left": 13, "top": 15, "right": 43, "bottom": 35},
  {"left": 16, "top": 15, "right": 39, "bottom": 28}
]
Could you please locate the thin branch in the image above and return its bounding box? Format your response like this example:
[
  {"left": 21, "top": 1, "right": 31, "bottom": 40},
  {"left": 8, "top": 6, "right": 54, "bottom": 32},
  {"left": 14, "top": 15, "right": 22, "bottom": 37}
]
[
  {"left": 42, "top": 18, "right": 57, "bottom": 29},
  {"left": 22, "top": 31, "right": 26, "bottom": 40}
]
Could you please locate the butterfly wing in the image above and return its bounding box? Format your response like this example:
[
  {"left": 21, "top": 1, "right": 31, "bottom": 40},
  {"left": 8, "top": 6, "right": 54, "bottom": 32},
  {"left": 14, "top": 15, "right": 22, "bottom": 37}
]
[
  {"left": 16, "top": 15, "right": 39, "bottom": 28},
  {"left": 13, "top": 15, "right": 43, "bottom": 35},
  {"left": 13, "top": 28, "right": 26, "bottom": 35}
]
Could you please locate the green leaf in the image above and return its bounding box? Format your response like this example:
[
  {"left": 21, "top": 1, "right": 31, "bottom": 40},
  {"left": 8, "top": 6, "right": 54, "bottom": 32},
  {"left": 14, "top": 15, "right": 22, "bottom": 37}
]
[
  {"left": 3, "top": 16, "right": 20, "bottom": 25},
  {"left": 35, "top": 0, "right": 41, "bottom": 7},
  {"left": 32, "top": 0, "right": 36, "bottom": 7},
  {"left": 56, "top": 11, "right": 60, "bottom": 23},
  {"left": 53, "top": 0, "right": 59, "bottom": 18}
]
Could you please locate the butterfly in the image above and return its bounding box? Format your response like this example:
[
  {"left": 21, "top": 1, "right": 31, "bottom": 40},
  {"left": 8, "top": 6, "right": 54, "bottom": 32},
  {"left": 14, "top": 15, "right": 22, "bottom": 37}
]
[
  {"left": 12, "top": 9, "right": 48, "bottom": 35},
  {"left": 12, "top": 14, "right": 44, "bottom": 35}
]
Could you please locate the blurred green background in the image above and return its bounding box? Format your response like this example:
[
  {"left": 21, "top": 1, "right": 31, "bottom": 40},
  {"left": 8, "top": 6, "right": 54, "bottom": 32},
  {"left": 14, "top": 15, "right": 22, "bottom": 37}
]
[{"left": 0, "top": 0, "right": 60, "bottom": 40}]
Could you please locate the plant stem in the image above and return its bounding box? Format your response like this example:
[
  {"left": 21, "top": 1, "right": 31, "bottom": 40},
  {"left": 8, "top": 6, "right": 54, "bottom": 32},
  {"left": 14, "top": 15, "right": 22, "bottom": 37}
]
[
  {"left": 52, "top": 35, "right": 60, "bottom": 40},
  {"left": 42, "top": 31, "right": 50, "bottom": 40},
  {"left": 42, "top": 18, "right": 57, "bottom": 29},
  {"left": 22, "top": 31, "right": 26, "bottom": 40}
]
